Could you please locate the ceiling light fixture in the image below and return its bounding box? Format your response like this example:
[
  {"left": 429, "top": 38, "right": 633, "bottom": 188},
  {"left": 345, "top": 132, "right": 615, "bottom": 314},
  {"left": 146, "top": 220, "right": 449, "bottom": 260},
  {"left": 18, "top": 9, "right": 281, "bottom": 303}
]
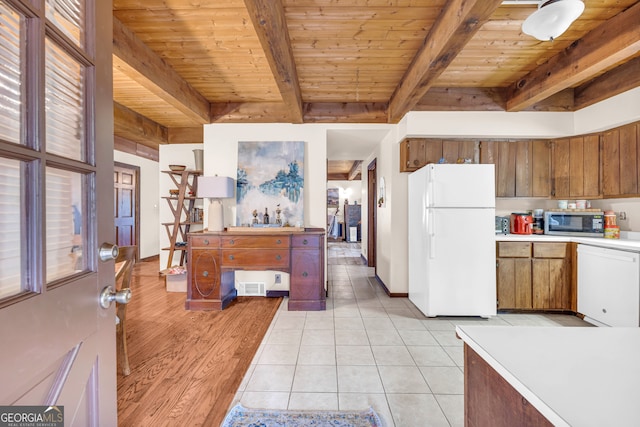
[{"left": 522, "top": 0, "right": 585, "bottom": 42}]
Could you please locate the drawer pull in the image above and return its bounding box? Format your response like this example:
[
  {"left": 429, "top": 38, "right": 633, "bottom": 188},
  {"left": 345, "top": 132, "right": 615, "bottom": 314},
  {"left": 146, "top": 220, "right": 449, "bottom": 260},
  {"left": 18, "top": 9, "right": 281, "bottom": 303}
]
[
  {"left": 230, "top": 239, "right": 235, "bottom": 245},
  {"left": 302, "top": 272, "right": 308, "bottom": 277},
  {"left": 303, "top": 239, "right": 308, "bottom": 245},
  {"left": 203, "top": 271, "right": 209, "bottom": 277},
  {"left": 276, "top": 254, "right": 281, "bottom": 261},
  {"left": 276, "top": 239, "right": 282, "bottom": 244},
  {"left": 229, "top": 255, "right": 235, "bottom": 260},
  {"left": 203, "top": 239, "right": 209, "bottom": 245},
  {"left": 602, "top": 308, "right": 607, "bottom": 313}
]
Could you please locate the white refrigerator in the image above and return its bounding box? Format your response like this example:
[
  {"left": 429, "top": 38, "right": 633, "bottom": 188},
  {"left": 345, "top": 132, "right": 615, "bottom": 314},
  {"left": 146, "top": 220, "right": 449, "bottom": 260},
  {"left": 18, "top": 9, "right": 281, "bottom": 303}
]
[{"left": 408, "top": 164, "right": 497, "bottom": 317}]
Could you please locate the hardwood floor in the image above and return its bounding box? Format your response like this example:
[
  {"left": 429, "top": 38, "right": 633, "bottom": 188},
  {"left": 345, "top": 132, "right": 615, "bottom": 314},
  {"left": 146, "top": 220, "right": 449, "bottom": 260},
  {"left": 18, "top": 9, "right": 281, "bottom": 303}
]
[{"left": 117, "top": 258, "right": 282, "bottom": 426}]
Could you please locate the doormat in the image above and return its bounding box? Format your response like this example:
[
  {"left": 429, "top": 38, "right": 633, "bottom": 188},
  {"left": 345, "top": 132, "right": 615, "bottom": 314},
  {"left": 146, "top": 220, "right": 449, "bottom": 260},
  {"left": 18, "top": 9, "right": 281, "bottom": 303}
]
[{"left": 221, "top": 404, "right": 384, "bottom": 427}]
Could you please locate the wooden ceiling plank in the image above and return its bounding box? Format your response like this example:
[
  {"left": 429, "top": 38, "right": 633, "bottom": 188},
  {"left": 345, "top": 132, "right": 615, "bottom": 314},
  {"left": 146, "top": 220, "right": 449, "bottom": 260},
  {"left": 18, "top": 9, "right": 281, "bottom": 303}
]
[
  {"left": 505, "top": 2, "right": 640, "bottom": 112},
  {"left": 348, "top": 160, "right": 363, "bottom": 181},
  {"left": 114, "top": 102, "right": 167, "bottom": 148},
  {"left": 112, "top": 17, "right": 211, "bottom": 124},
  {"left": 243, "top": 0, "right": 304, "bottom": 123},
  {"left": 574, "top": 55, "right": 640, "bottom": 111},
  {"left": 387, "top": 0, "right": 504, "bottom": 123}
]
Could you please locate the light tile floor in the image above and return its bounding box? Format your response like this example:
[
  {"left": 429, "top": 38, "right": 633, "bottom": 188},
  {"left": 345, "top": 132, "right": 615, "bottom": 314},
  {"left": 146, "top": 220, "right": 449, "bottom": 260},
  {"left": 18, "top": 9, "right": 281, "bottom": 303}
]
[{"left": 232, "top": 242, "right": 590, "bottom": 426}]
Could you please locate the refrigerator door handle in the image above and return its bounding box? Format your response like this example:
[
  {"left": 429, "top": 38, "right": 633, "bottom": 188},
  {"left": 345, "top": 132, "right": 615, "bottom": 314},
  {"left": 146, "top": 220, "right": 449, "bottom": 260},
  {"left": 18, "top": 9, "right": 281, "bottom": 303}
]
[
  {"left": 427, "top": 167, "right": 435, "bottom": 207},
  {"left": 428, "top": 210, "right": 436, "bottom": 259}
]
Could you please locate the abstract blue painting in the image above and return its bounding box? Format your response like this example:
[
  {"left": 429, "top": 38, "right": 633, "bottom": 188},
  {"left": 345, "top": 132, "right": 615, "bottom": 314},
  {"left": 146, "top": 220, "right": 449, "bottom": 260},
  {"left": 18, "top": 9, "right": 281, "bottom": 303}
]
[{"left": 236, "top": 141, "right": 305, "bottom": 227}]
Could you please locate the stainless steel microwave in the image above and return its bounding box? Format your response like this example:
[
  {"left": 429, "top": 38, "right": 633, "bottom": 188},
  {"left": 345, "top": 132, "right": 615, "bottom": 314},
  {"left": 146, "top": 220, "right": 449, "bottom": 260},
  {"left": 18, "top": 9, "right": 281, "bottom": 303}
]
[{"left": 544, "top": 211, "right": 604, "bottom": 237}]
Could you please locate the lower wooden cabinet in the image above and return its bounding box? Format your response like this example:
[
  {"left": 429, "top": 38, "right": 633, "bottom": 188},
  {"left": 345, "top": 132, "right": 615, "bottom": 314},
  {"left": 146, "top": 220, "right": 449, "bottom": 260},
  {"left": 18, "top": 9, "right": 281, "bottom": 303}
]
[{"left": 497, "top": 241, "right": 572, "bottom": 311}]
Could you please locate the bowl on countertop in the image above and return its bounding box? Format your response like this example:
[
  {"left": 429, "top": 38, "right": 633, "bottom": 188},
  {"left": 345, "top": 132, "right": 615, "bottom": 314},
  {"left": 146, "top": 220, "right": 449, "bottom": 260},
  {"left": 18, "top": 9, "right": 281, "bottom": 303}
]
[{"left": 169, "top": 164, "right": 186, "bottom": 171}]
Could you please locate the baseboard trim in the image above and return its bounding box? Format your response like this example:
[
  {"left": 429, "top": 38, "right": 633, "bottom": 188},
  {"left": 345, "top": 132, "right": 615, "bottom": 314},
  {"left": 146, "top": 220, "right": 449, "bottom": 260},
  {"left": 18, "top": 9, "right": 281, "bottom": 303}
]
[
  {"left": 141, "top": 254, "right": 159, "bottom": 263},
  {"left": 373, "top": 274, "right": 408, "bottom": 298},
  {"left": 266, "top": 290, "right": 289, "bottom": 298}
]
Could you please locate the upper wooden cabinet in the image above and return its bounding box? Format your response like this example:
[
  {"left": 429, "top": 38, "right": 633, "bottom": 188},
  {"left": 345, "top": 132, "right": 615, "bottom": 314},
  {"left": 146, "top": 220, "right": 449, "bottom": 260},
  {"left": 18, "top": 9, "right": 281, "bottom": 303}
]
[
  {"left": 602, "top": 122, "right": 640, "bottom": 197},
  {"left": 399, "top": 120, "right": 640, "bottom": 201},
  {"left": 480, "top": 140, "right": 550, "bottom": 198},
  {"left": 551, "top": 135, "right": 600, "bottom": 199},
  {"left": 399, "top": 138, "right": 477, "bottom": 172}
]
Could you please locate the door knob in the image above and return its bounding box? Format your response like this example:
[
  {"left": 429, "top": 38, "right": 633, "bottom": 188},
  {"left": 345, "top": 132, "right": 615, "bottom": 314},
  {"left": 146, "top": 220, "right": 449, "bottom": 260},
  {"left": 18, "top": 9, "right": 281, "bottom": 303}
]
[
  {"left": 99, "top": 286, "right": 131, "bottom": 309},
  {"left": 99, "top": 243, "right": 119, "bottom": 261}
]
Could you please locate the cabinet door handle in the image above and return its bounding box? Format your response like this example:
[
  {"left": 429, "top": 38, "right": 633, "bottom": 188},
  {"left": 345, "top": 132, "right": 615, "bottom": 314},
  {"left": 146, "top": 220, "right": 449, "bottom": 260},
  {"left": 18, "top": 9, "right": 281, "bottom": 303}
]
[
  {"left": 203, "top": 271, "right": 209, "bottom": 277},
  {"left": 203, "top": 239, "right": 209, "bottom": 245},
  {"left": 302, "top": 272, "right": 308, "bottom": 277},
  {"left": 602, "top": 308, "right": 607, "bottom": 313},
  {"left": 229, "top": 255, "right": 235, "bottom": 260},
  {"left": 276, "top": 239, "right": 282, "bottom": 244},
  {"left": 303, "top": 239, "right": 308, "bottom": 245},
  {"left": 276, "top": 254, "right": 281, "bottom": 261}
]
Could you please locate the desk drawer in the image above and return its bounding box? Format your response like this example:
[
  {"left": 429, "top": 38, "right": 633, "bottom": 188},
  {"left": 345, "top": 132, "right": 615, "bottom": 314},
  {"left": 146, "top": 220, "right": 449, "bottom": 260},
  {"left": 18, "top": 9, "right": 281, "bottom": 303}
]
[
  {"left": 292, "top": 234, "right": 322, "bottom": 248},
  {"left": 190, "top": 235, "right": 219, "bottom": 248},
  {"left": 221, "top": 235, "right": 290, "bottom": 249},
  {"left": 221, "top": 249, "right": 290, "bottom": 268}
]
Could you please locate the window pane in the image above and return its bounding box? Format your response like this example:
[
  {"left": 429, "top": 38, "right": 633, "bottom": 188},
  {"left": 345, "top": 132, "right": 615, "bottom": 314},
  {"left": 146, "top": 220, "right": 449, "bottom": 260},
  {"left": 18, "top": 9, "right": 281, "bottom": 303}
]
[
  {"left": 46, "top": 167, "right": 85, "bottom": 283},
  {"left": 45, "top": 38, "right": 85, "bottom": 161},
  {"left": 0, "top": 157, "right": 23, "bottom": 298},
  {"left": 0, "top": 3, "right": 22, "bottom": 145},
  {"left": 46, "top": 0, "right": 85, "bottom": 47}
]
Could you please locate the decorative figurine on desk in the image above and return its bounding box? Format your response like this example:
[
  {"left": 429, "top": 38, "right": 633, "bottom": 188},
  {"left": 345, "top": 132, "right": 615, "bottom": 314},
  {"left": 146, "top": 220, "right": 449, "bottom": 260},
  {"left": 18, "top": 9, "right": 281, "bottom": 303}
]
[
  {"left": 275, "top": 204, "right": 282, "bottom": 225},
  {"left": 263, "top": 207, "right": 270, "bottom": 224},
  {"left": 252, "top": 209, "right": 258, "bottom": 225}
]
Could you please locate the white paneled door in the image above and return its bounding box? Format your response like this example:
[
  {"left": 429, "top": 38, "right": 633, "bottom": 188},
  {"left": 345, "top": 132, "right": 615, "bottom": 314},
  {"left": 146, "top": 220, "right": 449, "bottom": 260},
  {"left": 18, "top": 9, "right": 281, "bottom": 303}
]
[{"left": 0, "top": 1, "right": 117, "bottom": 425}]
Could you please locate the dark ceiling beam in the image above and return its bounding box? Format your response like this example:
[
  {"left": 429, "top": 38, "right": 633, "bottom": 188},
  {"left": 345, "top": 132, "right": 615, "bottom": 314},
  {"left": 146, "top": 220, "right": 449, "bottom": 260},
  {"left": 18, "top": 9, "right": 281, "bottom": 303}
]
[
  {"left": 574, "top": 55, "right": 640, "bottom": 111},
  {"left": 112, "top": 17, "right": 211, "bottom": 124},
  {"left": 243, "top": 0, "right": 304, "bottom": 124},
  {"left": 506, "top": 1, "right": 640, "bottom": 112},
  {"left": 211, "top": 102, "right": 294, "bottom": 123},
  {"left": 114, "top": 135, "right": 159, "bottom": 162},
  {"left": 327, "top": 173, "right": 350, "bottom": 181},
  {"left": 387, "top": 0, "right": 504, "bottom": 123},
  {"left": 416, "top": 87, "right": 575, "bottom": 112},
  {"left": 114, "top": 102, "right": 167, "bottom": 149},
  {"left": 348, "top": 161, "right": 363, "bottom": 181},
  {"left": 304, "top": 103, "right": 388, "bottom": 123},
  {"left": 168, "top": 127, "right": 204, "bottom": 144}
]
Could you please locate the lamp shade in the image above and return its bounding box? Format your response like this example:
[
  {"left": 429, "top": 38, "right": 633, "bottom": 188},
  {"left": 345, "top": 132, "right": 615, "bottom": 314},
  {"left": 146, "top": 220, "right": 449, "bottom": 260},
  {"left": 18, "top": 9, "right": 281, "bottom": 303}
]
[
  {"left": 197, "top": 176, "right": 235, "bottom": 198},
  {"left": 522, "top": 0, "right": 584, "bottom": 42}
]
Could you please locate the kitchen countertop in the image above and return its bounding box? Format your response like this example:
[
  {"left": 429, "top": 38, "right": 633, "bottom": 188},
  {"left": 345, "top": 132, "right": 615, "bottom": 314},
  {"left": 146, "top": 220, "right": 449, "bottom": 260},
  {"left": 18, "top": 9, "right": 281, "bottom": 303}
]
[
  {"left": 496, "top": 233, "right": 640, "bottom": 251},
  {"left": 456, "top": 325, "right": 640, "bottom": 427}
]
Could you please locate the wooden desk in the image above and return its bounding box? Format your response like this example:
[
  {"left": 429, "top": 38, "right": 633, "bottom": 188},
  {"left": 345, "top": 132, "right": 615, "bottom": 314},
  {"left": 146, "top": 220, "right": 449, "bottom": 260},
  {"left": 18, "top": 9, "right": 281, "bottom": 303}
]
[{"left": 185, "top": 228, "right": 326, "bottom": 311}]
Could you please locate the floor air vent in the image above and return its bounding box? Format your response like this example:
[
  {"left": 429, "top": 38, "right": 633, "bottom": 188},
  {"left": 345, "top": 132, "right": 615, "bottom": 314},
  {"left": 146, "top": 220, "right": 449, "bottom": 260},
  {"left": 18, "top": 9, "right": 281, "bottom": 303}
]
[{"left": 237, "top": 282, "right": 266, "bottom": 296}]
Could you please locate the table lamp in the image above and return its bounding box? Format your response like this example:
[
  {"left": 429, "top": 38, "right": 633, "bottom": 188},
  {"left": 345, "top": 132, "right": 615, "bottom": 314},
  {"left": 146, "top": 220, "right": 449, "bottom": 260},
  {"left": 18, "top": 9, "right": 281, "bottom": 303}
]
[{"left": 197, "top": 176, "right": 235, "bottom": 231}]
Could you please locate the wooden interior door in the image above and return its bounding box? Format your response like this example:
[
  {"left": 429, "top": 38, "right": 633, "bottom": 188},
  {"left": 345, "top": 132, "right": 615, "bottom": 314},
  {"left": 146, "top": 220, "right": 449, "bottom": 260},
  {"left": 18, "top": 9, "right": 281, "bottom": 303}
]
[
  {"left": 0, "top": 1, "right": 117, "bottom": 425},
  {"left": 114, "top": 162, "right": 139, "bottom": 252}
]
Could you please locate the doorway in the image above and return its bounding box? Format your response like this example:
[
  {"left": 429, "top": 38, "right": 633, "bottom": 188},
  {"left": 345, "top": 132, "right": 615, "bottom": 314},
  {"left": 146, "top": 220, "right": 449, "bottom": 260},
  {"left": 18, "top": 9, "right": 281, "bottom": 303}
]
[
  {"left": 114, "top": 162, "right": 140, "bottom": 258},
  {"left": 367, "top": 159, "right": 377, "bottom": 269}
]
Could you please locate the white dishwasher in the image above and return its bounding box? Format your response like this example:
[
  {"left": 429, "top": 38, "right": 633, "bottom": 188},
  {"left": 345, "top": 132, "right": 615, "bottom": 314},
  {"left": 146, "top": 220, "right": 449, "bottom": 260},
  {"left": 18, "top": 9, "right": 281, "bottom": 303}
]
[{"left": 577, "top": 244, "right": 640, "bottom": 327}]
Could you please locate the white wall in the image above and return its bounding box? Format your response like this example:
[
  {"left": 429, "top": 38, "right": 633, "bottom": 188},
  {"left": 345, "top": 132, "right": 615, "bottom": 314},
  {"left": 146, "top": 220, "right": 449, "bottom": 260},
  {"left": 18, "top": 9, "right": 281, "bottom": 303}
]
[
  {"left": 158, "top": 144, "right": 204, "bottom": 268},
  {"left": 114, "top": 150, "right": 160, "bottom": 259},
  {"left": 150, "top": 89, "right": 640, "bottom": 294}
]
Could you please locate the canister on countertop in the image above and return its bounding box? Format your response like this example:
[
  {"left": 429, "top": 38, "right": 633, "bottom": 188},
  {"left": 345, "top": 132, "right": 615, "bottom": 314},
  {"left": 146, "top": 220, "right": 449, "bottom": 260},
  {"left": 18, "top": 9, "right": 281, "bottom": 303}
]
[
  {"left": 604, "top": 225, "right": 620, "bottom": 239},
  {"left": 604, "top": 210, "right": 617, "bottom": 227},
  {"left": 532, "top": 209, "right": 545, "bottom": 234}
]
